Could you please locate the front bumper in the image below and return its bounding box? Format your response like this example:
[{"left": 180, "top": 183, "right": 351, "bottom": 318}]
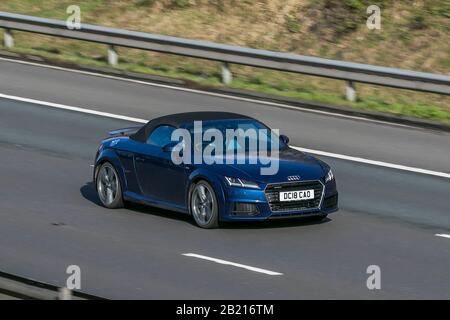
[{"left": 220, "top": 180, "right": 338, "bottom": 221}]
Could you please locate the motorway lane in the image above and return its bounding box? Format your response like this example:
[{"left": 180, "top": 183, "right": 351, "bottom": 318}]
[
  {"left": 0, "top": 98, "right": 449, "bottom": 298},
  {"left": 0, "top": 58, "right": 450, "bottom": 173}
]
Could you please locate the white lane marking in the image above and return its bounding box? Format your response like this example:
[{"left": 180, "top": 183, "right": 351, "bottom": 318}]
[
  {"left": 0, "top": 56, "right": 414, "bottom": 128},
  {"left": 292, "top": 147, "right": 450, "bottom": 179},
  {"left": 0, "top": 93, "right": 147, "bottom": 124},
  {"left": 1, "top": 92, "right": 449, "bottom": 179},
  {"left": 182, "top": 253, "right": 283, "bottom": 276},
  {"left": 435, "top": 234, "right": 450, "bottom": 239}
]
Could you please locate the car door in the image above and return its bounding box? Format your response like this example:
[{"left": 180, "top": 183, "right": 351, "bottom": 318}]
[{"left": 134, "top": 125, "right": 187, "bottom": 207}]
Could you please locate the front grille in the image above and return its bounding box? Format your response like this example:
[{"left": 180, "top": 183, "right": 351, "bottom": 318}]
[{"left": 265, "top": 180, "right": 324, "bottom": 212}]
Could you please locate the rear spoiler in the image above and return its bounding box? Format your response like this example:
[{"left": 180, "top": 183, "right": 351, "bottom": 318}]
[{"left": 108, "top": 126, "right": 142, "bottom": 137}]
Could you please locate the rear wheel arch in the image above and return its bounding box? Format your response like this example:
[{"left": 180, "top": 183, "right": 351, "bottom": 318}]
[
  {"left": 95, "top": 154, "right": 127, "bottom": 191},
  {"left": 94, "top": 159, "right": 109, "bottom": 183}
]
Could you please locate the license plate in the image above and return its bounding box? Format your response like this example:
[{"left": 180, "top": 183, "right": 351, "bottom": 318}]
[{"left": 279, "top": 190, "right": 314, "bottom": 202}]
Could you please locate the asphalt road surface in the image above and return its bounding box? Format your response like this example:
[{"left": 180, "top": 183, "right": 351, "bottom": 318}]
[{"left": 0, "top": 58, "right": 449, "bottom": 299}]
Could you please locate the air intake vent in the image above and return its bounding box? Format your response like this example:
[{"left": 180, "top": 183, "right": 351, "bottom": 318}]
[{"left": 232, "top": 203, "right": 259, "bottom": 216}]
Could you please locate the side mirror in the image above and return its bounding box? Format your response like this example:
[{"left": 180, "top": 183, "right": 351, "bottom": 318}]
[
  {"left": 162, "top": 141, "right": 183, "bottom": 156},
  {"left": 162, "top": 141, "right": 178, "bottom": 152},
  {"left": 280, "top": 134, "right": 290, "bottom": 145}
]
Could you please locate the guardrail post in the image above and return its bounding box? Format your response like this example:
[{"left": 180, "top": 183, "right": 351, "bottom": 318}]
[
  {"left": 221, "top": 62, "right": 232, "bottom": 85},
  {"left": 107, "top": 45, "right": 118, "bottom": 66},
  {"left": 58, "top": 287, "right": 72, "bottom": 300},
  {"left": 346, "top": 80, "right": 356, "bottom": 102},
  {"left": 3, "top": 29, "right": 14, "bottom": 48}
]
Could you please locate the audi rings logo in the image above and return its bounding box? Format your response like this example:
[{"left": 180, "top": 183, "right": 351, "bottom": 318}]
[{"left": 287, "top": 175, "right": 301, "bottom": 181}]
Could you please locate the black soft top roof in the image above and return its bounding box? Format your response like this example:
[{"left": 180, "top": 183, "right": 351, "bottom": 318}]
[{"left": 132, "top": 112, "right": 253, "bottom": 142}]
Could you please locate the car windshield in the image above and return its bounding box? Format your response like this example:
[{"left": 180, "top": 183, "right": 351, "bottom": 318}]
[{"left": 185, "top": 119, "right": 285, "bottom": 153}]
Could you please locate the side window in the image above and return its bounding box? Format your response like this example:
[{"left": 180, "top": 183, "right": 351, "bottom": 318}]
[{"left": 146, "top": 125, "right": 176, "bottom": 147}]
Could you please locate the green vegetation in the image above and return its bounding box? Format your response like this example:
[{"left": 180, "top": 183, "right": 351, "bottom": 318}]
[{"left": 0, "top": 0, "right": 449, "bottom": 122}]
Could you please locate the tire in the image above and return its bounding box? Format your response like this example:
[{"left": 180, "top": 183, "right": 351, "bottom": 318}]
[
  {"left": 189, "top": 180, "right": 219, "bottom": 229},
  {"left": 96, "top": 162, "right": 124, "bottom": 209}
]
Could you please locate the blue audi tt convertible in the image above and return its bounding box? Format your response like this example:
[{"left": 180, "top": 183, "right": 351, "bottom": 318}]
[{"left": 93, "top": 112, "right": 338, "bottom": 228}]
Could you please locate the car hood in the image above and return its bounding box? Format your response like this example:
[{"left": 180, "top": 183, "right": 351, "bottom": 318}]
[{"left": 202, "top": 147, "right": 327, "bottom": 184}]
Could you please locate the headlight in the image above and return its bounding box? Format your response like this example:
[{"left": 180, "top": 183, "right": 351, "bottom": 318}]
[
  {"left": 325, "top": 169, "right": 334, "bottom": 183},
  {"left": 225, "top": 177, "right": 260, "bottom": 189}
]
